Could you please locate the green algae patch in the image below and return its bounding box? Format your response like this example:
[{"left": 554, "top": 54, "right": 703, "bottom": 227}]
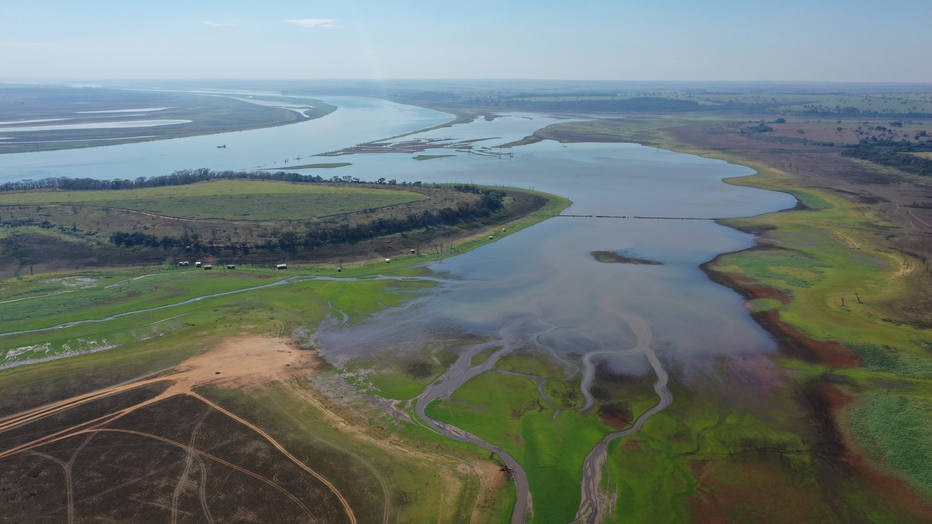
[{"left": 591, "top": 250, "right": 662, "bottom": 265}]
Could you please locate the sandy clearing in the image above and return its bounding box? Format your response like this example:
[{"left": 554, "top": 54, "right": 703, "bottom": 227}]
[
  {"left": 0, "top": 335, "right": 359, "bottom": 523},
  {"left": 163, "top": 335, "right": 316, "bottom": 397}
]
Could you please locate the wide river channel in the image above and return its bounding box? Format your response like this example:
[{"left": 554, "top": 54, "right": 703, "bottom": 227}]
[{"left": 0, "top": 93, "right": 796, "bottom": 522}]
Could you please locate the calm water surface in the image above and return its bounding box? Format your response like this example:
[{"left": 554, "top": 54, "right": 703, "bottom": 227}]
[
  {"left": 315, "top": 134, "right": 795, "bottom": 369},
  {"left": 0, "top": 97, "right": 449, "bottom": 183}
]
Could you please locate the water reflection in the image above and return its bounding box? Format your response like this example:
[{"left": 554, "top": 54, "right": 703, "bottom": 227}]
[{"left": 315, "top": 215, "right": 779, "bottom": 369}]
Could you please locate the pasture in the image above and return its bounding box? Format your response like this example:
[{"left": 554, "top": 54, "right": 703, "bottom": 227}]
[
  {"left": 0, "top": 179, "right": 427, "bottom": 220},
  {"left": 0, "top": 178, "right": 558, "bottom": 278}
]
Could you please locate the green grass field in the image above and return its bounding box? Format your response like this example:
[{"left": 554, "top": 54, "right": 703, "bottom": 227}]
[
  {"left": 426, "top": 370, "right": 609, "bottom": 523},
  {"left": 0, "top": 179, "right": 426, "bottom": 220},
  {"left": 714, "top": 175, "right": 928, "bottom": 356}
]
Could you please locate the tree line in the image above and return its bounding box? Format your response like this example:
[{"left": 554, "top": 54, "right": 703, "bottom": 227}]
[
  {"left": 108, "top": 185, "right": 509, "bottom": 255},
  {"left": 0, "top": 168, "right": 420, "bottom": 193},
  {"left": 842, "top": 141, "right": 932, "bottom": 177}
]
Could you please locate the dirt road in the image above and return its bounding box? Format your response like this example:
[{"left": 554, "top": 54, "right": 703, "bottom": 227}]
[{"left": 0, "top": 336, "right": 357, "bottom": 524}]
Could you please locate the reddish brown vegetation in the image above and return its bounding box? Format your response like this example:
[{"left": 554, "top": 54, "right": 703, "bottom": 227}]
[
  {"left": 753, "top": 309, "right": 860, "bottom": 368},
  {"left": 597, "top": 402, "right": 633, "bottom": 429}
]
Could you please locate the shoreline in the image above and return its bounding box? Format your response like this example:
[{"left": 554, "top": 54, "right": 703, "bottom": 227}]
[
  {"left": 698, "top": 250, "right": 861, "bottom": 368},
  {"left": 499, "top": 114, "right": 931, "bottom": 509},
  {"left": 0, "top": 92, "right": 338, "bottom": 156}
]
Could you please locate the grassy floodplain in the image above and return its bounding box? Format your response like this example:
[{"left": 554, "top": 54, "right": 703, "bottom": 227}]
[
  {"left": 0, "top": 178, "right": 568, "bottom": 523},
  {"left": 707, "top": 171, "right": 932, "bottom": 498},
  {"left": 498, "top": 110, "right": 930, "bottom": 520}
]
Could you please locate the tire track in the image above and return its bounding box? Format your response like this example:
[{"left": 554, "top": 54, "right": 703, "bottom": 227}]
[
  {"left": 92, "top": 428, "right": 316, "bottom": 519},
  {"left": 189, "top": 392, "right": 358, "bottom": 524},
  {"left": 1, "top": 341, "right": 357, "bottom": 524},
  {"left": 171, "top": 410, "right": 212, "bottom": 524},
  {"left": 282, "top": 379, "right": 392, "bottom": 524},
  {"left": 29, "top": 451, "right": 73, "bottom": 523}
]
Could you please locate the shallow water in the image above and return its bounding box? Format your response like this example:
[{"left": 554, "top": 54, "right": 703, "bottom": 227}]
[{"left": 311, "top": 120, "right": 795, "bottom": 368}]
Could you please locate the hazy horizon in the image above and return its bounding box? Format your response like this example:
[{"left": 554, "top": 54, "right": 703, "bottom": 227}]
[{"left": 3, "top": 1, "right": 931, "bottom": 83}]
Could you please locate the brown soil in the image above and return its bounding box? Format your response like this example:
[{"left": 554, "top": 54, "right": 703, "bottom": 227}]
[
  {"left": 754, "top": 309, "right": 860, "bottom": 367},
  {"left": 689, "top": 458, "right": 826, "bottom": 523},
  {"left": 707, "top": 267, "right": 792, "bottom": 305},
  {"left": 163, "top": 335, "right": 315, "bottom": 396},
  {"left": 467, "top": 461, "right": 510, "bottom": 524}
]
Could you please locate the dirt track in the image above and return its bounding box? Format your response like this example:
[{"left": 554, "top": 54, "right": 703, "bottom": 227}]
[{"left": 0, "top": 335, "right": 357, "bottom": 524}]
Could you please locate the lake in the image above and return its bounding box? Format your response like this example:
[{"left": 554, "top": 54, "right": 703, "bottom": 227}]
[{"left": 312, "top": 136, "right": 795, "bottom": 369}]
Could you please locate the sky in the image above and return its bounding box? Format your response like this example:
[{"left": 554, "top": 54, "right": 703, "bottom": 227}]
[{"left": 2, "top": 0, "right": 931, "bottom": 83}]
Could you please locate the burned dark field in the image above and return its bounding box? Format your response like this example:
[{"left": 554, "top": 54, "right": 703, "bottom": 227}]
[{"left": 1, "top": 339, "right": 355, "bottom": 523}]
